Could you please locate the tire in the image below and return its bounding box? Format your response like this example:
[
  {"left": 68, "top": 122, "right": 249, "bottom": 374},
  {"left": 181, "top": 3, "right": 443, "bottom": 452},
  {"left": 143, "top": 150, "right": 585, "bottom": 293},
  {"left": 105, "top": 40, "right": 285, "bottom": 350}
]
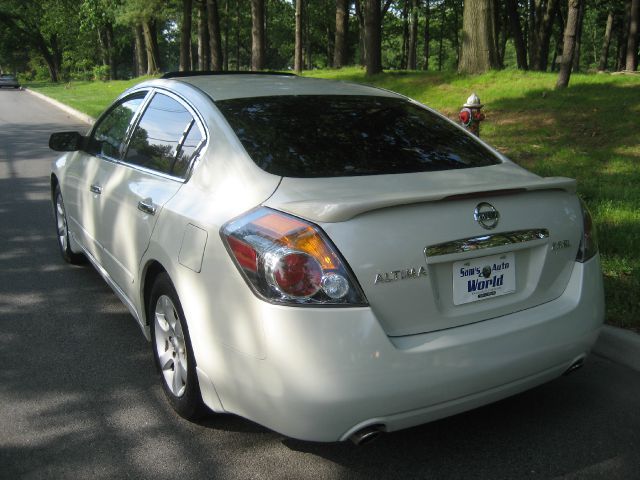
[
  {"left": 53, "top": 184, "right": 85, "bottom": 264},
  {"left": 149, "top": 273, "right": 207, "bottom": 420}
]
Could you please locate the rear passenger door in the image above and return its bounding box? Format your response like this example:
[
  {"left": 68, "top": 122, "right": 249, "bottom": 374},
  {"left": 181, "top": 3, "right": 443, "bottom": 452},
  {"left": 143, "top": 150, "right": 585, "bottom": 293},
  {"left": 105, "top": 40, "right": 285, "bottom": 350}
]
[{"left": 98, "top": 90, "right": 205, "bottom": 302}]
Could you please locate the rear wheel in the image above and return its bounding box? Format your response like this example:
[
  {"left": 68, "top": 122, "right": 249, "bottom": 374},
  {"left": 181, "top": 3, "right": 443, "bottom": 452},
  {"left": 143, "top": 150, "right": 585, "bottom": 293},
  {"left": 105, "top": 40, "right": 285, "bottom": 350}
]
[
  {"left": 149, "top": 273, "right": 206, "bottom": 420},
  {"left": 53, "top": 184, "right": 84, "bottom": 264}
]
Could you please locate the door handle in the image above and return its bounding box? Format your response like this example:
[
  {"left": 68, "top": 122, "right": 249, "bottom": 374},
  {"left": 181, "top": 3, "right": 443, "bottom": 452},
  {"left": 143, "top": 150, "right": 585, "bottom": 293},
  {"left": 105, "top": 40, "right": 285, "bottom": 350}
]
[
  {"left": 137, "top": 199, "right": 156, "bottom": 216},
  {"left": 89, "top": 184, "right": 102, "bottom": 195}
]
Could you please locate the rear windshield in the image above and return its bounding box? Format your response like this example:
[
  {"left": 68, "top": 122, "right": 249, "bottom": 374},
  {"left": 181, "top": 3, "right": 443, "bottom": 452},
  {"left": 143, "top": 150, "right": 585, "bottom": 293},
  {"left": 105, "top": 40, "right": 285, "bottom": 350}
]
[{"left": 215, "top": 95, "right": 501, "bottom": 177}]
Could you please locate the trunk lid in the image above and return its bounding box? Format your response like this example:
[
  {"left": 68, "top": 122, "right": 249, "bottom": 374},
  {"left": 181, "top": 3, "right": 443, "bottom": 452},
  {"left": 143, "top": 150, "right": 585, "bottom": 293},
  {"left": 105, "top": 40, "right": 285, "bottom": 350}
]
[{"left": 264, "top": 164, "right": 582, "bottom": 336}]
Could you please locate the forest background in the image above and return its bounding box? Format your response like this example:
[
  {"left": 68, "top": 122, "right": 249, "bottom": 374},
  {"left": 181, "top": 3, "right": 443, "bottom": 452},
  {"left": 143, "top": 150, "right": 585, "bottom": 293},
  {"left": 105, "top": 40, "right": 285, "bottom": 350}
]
[{"left": 0, "top": 0, "right": 638, "bottom": 86}]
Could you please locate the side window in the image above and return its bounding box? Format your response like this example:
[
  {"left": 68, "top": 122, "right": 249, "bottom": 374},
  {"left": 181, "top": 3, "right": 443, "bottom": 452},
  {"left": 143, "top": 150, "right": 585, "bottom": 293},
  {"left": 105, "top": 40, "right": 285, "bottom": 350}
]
[
  {"left": 124, "top": 93, "right": 201, "bottom": 177},
  {"left": 93, "top": 94, "right": 146, "bottom": 159}
]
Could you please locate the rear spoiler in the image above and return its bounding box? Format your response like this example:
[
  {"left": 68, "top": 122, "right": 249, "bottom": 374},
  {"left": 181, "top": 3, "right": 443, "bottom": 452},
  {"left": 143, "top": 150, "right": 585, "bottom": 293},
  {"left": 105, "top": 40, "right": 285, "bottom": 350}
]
[{"left": 267, "top": 176, "right": 576, "bottom": 223}]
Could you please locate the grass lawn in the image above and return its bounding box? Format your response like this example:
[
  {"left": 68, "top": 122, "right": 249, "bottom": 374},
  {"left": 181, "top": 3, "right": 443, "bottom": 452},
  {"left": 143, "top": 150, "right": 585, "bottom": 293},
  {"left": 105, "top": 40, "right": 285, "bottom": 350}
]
[{"left": 27, "top": 69, "right": 640, "bottom": 332}]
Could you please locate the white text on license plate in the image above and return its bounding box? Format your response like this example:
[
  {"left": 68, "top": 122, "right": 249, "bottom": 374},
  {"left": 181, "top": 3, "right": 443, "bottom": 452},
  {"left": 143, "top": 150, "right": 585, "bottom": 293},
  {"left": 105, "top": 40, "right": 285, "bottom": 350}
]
[{"left": 452, "top": 252, "right": 516, "bottom": 305}]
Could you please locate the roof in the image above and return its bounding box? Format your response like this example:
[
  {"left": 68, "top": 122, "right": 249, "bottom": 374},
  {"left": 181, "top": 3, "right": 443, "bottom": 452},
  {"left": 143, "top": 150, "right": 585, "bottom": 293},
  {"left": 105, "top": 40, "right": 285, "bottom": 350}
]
[{"left": 166, "top": 74, "right": 399, "bottom": 101}]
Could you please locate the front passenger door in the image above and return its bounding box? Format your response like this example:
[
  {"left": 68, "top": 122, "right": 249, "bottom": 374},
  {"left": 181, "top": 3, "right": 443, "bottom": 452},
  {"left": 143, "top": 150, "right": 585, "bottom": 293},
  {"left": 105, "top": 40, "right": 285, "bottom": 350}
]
[{"left": 64, "top": 93, "right": 147, "bottom": 262}]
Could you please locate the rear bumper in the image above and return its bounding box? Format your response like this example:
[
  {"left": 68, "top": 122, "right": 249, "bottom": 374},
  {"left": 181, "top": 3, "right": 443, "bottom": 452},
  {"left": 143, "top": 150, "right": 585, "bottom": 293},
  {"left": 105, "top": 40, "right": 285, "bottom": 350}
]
[{"left": 197, "top": 255, "right": 604, "bottom": 442}]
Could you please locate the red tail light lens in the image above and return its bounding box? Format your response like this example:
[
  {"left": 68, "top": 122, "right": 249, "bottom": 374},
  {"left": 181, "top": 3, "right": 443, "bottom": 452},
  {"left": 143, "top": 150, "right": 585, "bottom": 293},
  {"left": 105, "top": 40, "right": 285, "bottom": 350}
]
[
  {"left": 221, "top": 207, "right": 368, "bottom": 305},
  {"left": 576, "top": 199, "right": 598, "bottom": 263}
]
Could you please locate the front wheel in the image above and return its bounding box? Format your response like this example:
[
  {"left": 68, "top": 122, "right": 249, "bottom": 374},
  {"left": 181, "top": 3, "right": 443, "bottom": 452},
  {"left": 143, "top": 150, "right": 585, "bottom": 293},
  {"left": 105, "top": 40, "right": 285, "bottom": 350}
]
[
  {"left": 149, "top": 273, "right": 207, "bottom": 420},
  {"left": 53, "top": 184, "right": 84, "bottom": 264}
]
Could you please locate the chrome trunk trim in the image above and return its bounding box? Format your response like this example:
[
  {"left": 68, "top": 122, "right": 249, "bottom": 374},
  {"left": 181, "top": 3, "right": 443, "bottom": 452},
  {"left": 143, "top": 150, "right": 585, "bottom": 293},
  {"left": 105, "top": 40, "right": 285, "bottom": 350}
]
[{"left": 425, "top": 229, "right": 549, "bottom": 257}]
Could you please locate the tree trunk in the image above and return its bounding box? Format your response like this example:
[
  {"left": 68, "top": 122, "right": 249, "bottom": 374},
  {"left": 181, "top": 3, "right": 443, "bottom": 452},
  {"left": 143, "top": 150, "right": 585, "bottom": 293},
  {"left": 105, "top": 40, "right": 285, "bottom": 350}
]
[
  {"left": 438, "top": 0, "right": 445, "bottom": 70},
  {"left": 105, "top": 23, "right": 116, "bottom": 79},
  {"left": 506, "top": 0, "right": 528, "bottom": 69},
  {"left": 401, "top": 0, "right": 409, "bottom": 69},
  {"left": 618, "top": 0, "right": 631, "bottom": 70},
  {"left": 355, "top": 0, "right": 366, "bottom": 66},
  {"left": 295, "top": 0, "right": 303, "bottom": 72},
  {"left": 534, "top": 0, "right": 559, "bottom": 70},
  {"left": 236, "top": 0, "right": 241, "bottom": 69},
  {"left": 197, "top": 0, "right": 210, "bottom": 70},
  {"left": 142, "top": 20, "right": 160, "bottom": 74},
  {"left": 251, "top": 0, "right": 265, "bottom": 70},
  {"left": 528, "top": 0, "right": 538, "bottom": 68},
  {"left": 452, "top": 0, "right": 461, "bottom": 62},
  {"left": 458, "top": 0, "right": 500, "bottom": 73},
  {"left": 364, "top": 0, "right": 382, "bottom": 74},
  {"left": 133, "top": 25, "right": 146, "bottom": 77},
  {"left": 407, "top": 0, "right": 419, "bottom": 69},
  {"left": 224, "top": 0, "right": 230, "bottom": 70},
  {"left": 180, "top": 0, "right": 193, "bottom": 71},
  {"left": 572, "top": 0, "right": 585, "bottom": 71},
  {"left": 598, "top": 10, "right": 614, "bottom": 71},
  {"left": 304, "top": 2, "right": 311, "bottom": 69},
  {"left": 334, "top": 0, "right": 349, "bottom": 67},
  {"left": 423, "top": 0, "right": 430, "bottom": 69},
  {"left": 207, "top": 0, "right": 223, "bottom": 70},
  {"left": 556, "top": 0, "right": 581, "bottom": 88},
  {"left": 34, "top": 33, "right": 59, "bottom": 82},
  {"left": 626, "top": 0, "right": 639, "bottom": 70},
  {"left": 496, "top": 0, "right": 508, "bottom": 67}
]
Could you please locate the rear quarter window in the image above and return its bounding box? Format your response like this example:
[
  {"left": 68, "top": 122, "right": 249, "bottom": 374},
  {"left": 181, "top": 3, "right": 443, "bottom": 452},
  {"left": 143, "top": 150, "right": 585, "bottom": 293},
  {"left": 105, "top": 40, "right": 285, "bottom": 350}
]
[{"left": 215, "top": 95, "right": 501, "bottom": 178}]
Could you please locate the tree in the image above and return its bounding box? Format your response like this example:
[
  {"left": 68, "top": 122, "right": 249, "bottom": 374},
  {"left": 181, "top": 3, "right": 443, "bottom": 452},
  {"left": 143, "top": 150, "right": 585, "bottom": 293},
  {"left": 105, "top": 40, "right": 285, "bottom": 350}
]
[
  {"left": 529, "top": 0, "right": 560, "bottom": 70},
  {"left": 598, "top": 9, "right": 614, "bottom": 71},
  {"left": 423, "top": 0, "right": 430, "bottom": 69},
  {"left": 115, "top": 0, "right": 165, "bottom": 74},
  {"left": 207, "top": 0, "right": 223, "bottom": 70},
  {"left": 196, "top": 0, "right": 209, "bottom": 70},
  {"left": 364, "top": 0, "right": 382, "bottom": 74},
  {"left": 556, "top": 0, "right": 582, "bottom": 87},
  {"left": 294, "top": 0, "right": 303, "bottom": 72},
  {"left": 133, "top": 25, "right": 146, "bottom": 76},
  {"left": 506, "top": 0, "right": 528, "bottom": 69},
  {"left": 0, "top": 0, "right": 78, "bottom": 82},
  {"left": 407, "top": 0, "right": 419, "bottom": 69},
  {"left": 333, "top": 0, "right": 349, "bottom": 67},
  {"left": 179, "top": 0, "right": 192, "bottom": 71},
  {"left": 458, "top": 0, "right": 499, "bottom": 73},
  {"left": 626, "top": 0, "right": 639, "bottom": 70},
  {"left": 251, "top": 0, "right": 265, "bottom": 70}
]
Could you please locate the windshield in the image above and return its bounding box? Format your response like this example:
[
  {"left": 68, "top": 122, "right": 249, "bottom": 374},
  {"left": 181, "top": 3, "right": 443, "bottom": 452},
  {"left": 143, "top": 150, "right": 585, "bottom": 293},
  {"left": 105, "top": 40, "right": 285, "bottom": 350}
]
[{"left": 216, "top": 95, "right": 501, "bottom": 178}]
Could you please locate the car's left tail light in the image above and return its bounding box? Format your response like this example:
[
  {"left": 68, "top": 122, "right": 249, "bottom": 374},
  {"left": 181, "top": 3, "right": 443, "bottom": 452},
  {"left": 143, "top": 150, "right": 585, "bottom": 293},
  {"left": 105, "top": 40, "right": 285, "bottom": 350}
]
[{"left": 221, "top": 207, "right": 368, "bottom": 306}]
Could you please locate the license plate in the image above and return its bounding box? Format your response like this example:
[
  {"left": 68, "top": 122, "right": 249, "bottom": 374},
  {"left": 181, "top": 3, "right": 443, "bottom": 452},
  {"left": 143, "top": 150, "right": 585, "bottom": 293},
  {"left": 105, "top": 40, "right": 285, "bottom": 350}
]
[{"left": 453, "top": 252, "right": 516, "bottom": 305}]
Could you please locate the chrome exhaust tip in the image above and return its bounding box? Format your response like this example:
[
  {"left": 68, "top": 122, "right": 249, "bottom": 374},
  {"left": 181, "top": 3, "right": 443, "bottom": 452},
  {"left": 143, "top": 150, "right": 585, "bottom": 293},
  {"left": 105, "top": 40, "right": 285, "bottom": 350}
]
[
  {"left": 564, "top": 357, "right": 585, "bottom": 375},
  {"left": 349, "top": 424, "right": 385, "bottom": 445}
]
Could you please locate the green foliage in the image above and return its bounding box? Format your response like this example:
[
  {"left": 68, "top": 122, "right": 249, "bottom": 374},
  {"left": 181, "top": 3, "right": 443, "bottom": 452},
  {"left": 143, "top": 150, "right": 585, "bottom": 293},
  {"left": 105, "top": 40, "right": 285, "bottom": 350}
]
[{"left": 92, "top": 64, "right": 111, "bottom": 81}]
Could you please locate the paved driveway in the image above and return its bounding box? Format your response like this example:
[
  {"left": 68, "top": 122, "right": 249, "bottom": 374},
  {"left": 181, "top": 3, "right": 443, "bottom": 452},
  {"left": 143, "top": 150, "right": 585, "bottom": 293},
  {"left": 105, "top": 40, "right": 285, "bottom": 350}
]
[{"left": 1, "top": 88, "right": 639, "bottom": 479}]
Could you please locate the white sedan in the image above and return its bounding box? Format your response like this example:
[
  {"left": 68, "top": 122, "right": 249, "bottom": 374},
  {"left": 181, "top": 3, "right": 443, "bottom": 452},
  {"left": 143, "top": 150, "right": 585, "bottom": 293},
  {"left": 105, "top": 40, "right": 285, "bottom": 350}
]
[{"left": 50, "top": 73, "right": 604, "bottom": 444}]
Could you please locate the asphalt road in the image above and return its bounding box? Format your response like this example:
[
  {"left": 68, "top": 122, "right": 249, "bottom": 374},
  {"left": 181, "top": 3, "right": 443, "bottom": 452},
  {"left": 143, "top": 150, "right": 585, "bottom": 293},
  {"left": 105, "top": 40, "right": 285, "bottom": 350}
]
[{"left": 2, "top": 88, "right": 640, "bottom": 480}]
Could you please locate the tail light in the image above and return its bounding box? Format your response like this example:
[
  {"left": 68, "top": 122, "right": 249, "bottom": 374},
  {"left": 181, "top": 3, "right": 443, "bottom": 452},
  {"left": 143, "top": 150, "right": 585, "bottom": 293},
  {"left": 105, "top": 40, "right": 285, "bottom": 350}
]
[
  {"left": 220, "top": 207, "right": 367, "bottom": 306},
  {"left": 576, "top": 199, "right": 598, "bottom": 263}
]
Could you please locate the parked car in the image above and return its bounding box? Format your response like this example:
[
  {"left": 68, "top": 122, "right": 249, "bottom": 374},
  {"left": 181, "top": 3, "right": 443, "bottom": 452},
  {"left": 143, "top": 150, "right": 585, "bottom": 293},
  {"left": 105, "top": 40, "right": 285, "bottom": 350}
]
[
  {"left": 49, "top": 72, "right": 604, "bottom": 444},
  {"left": 0, "top": 74, "right": 20, "bottom": 89}
]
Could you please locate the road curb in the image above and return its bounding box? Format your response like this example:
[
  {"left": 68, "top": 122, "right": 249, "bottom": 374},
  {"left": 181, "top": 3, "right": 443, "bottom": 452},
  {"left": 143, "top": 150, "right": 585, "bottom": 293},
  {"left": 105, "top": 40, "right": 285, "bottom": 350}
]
[
  {"left": 24, "top": 88, "right": 95, "bottom": 125},
  {"left": 593, "top": 325, "right": 640, "bottom": 372}
]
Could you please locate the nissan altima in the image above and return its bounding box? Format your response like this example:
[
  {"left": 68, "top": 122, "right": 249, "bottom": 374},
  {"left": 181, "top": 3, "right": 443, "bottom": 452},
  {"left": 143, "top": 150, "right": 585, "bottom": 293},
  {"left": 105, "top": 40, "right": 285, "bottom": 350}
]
[{"left": 49, "top": 72, "right": 604, "bottom": 444}]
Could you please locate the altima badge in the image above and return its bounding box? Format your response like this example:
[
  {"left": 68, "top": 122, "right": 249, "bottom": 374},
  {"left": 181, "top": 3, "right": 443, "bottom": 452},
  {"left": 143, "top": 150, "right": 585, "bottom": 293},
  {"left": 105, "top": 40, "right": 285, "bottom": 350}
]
[
  {"left": 374, "top": 267, "right": 427, "bottom": 285},
  {"left": 474, "top": 202, "right": 500, "bottom": 230}
]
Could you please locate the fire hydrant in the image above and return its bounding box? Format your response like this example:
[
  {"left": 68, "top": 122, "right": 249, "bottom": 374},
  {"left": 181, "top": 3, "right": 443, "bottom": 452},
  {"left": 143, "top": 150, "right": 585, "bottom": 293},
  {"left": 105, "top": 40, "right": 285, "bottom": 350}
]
[{"left": 459, "top": 93, "right": 485, "bottom": 137}]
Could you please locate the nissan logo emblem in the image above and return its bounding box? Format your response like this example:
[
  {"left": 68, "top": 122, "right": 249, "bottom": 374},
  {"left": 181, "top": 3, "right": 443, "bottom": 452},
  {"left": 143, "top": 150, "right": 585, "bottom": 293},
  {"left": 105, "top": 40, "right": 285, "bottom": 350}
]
[{"left": 474, "top": 202, "right": 500, "bottom": 230}]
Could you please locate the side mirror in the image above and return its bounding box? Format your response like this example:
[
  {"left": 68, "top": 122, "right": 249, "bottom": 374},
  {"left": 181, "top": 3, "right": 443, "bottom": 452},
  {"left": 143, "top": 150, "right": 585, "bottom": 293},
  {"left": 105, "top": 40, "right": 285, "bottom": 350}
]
[{"left": 49, "top": 131, "right": 85, "bottom": 152}]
